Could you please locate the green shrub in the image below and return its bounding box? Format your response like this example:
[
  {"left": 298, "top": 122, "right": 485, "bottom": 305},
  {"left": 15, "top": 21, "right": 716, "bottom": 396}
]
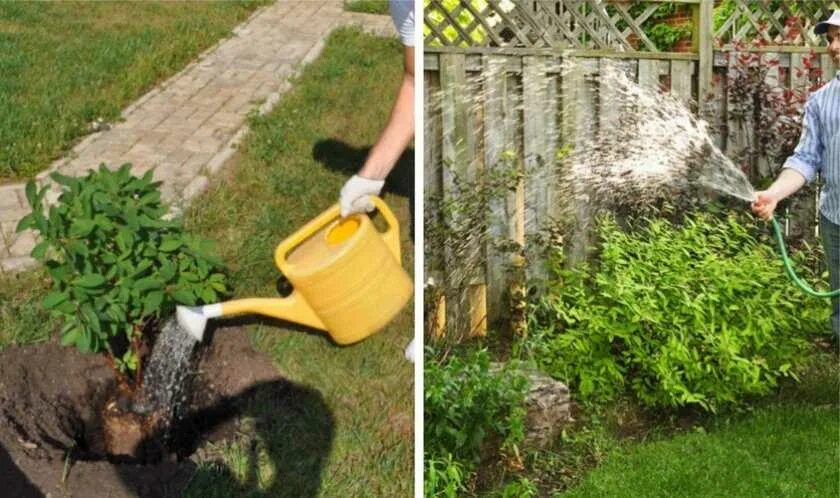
[
  {"left": 17, "top": 164, "right": 227, "bottom": 376},
  {"left": 528, "top": 212, "right": 827, "bottom": 412},
  {"left": 424, "top": 348, "right": 528, "bottom": 490}
]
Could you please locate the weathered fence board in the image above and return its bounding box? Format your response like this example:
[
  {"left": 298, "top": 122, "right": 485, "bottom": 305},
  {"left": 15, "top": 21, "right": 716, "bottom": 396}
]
[
  {"left": 523, "top": 55, "right": 555, "bottom": 279},
  {"left": 671, "top": 59, "right": 694, "bottom": 106},
  {"left": 637, "top": 58, "right": 660, "bottom": 90},
  {"left": 482, "top": 55, "right": 511, "bottom": 326}
]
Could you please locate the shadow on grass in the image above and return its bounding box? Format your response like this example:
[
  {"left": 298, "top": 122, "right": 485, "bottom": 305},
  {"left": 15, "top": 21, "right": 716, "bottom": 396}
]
[
  {"left": 0, "top": 444, "right": 42, "bottom": 498},
  {"left": 312, "top": 138, "right": 415, "bottom": 236},
  {"left": 120, "top": 378, "right": 335, "bottom": 498}
]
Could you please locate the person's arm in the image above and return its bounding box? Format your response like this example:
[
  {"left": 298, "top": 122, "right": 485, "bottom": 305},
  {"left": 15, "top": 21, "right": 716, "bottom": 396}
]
[
  {"left": 340, "top": 46, "right": 414, "bottom": 218},
  {"left": 752, "top": 95, "right": 822, "bottom": 220},
  {"left": 359, "top": 46, "right": 414, "bottom": 180}
]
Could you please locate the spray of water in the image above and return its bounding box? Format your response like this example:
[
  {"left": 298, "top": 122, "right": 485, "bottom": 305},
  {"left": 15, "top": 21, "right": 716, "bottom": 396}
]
[{"left": 563, "top": 61, "right": 755, "bottom": 205}]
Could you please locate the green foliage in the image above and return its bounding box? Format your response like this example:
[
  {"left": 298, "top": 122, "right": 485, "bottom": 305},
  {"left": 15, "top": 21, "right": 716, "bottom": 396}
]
[
  {"left": 425, "top": 152, "right": 524, "bottom": 341},
  {"left": 497, "top": 477, "right": 538, "bottom": 498},
  {"left": 16, "top": 164, "right": 227, "bottom": 372},
  {"left": 528, "top": 211, "right": 826, "bottom": 412},
  {"left": 713, "top": 0, "right": 806, "bottom": 42},
  {"left": 713, "top": 0, "right": 738, "bottom": 34},
  {"left": 424, "top": 348, "right": 529, "bottom": 493},
  {"left": 610, "top": 2, "right": 693, "bottom": 51},
  {"left": 424, "top": 453, "right": 467, "bottom": 498},
  {"left": 646, "top": 22, "right": 692, "bottom": 50}
]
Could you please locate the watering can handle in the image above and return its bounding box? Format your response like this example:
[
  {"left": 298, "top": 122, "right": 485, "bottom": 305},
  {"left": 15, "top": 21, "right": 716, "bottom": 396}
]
[
  {"left": 275, "top": 203, "right": 341, "bottom": 271},
  {"left": 371, "top": 196, "right": 402, "bottom": 264},
  {"left": 274, "top": 196, "right": 402, "bottom": 271}
]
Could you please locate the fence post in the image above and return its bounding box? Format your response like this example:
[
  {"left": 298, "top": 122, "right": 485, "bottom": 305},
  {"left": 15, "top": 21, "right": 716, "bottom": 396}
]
[{"left": 696, "top": 0, "right": 715, "bottom": 113}]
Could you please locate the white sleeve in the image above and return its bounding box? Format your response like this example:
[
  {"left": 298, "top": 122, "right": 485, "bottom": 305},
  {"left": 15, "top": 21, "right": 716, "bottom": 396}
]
[{"left": 389, "top": 0, "right": 415, "bottom": 46}]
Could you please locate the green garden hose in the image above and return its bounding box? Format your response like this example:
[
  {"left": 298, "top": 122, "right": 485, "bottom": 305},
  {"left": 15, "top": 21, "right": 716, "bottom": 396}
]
[{"left": 771, "top": 216, "right": 840, "bottom": 298}]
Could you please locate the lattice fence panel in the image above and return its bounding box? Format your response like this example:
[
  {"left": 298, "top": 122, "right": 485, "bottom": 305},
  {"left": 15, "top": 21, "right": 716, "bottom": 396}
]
[
  {"left": 714, "top": 0, "right": 840, "bottom": 46},
  {"left": 425, "top": 1, "right": 840, "bottom": 50},
  {"left": 424, "top": 0, "right": 689, "bottom": 50}
]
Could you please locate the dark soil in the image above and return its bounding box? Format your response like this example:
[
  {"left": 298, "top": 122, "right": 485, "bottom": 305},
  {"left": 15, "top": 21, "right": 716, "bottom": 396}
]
[{"left": 0, "top": 326, "right": 287, "bottom": 497}]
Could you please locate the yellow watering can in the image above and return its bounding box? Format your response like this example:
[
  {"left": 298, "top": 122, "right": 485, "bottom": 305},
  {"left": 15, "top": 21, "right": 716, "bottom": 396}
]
[{"left": 176, "top": 197, "right": 413, "bottom": 345}]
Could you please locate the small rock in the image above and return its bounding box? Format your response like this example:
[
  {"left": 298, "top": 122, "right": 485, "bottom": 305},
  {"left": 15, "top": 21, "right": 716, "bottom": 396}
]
[
  {"left": 491, "top": 363, "right": 571, "bottom": 449},
  {"left": 520, "top": 368, "right": 571, "bottom": 449}
]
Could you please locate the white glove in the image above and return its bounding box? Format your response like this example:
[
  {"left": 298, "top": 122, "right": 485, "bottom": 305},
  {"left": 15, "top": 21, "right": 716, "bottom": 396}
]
[
  {"left": 339, "top": 174, "right": 385, "bottom": 218},
  {"left": 404, "top": 337, "right": 416, "bottom": 363}
]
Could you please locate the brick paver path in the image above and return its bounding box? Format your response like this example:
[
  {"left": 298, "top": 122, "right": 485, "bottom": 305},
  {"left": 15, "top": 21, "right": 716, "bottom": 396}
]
[{"left": 0, "top": 0, "right": 395, "bottom": 272}]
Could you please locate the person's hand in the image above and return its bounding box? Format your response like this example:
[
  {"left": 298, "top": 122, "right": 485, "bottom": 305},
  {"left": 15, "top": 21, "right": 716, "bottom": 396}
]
[
  {"left": 752, "top": 190, "right": 779, "bottom": 220},
  {"left": 339, "top": 174, "right": 385, "bottom": 218}
]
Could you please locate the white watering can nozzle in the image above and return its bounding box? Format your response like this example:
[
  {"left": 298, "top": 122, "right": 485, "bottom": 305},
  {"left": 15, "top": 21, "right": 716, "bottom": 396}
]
[{"left": 176, "top": 304, "right": 222, "bottom": 342}]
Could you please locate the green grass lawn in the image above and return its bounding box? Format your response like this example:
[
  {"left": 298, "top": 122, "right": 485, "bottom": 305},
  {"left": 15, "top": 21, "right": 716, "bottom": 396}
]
[
  {"left": 0, "top": 26, "right": 413, "bottom": 497},
  {"left": 560, "top": 403, "right": 838, "bottom": 498},
  {"left": 537, "top": 352, "right": 840, "bottom": 498},
  {"left": 0, "top": 0, "right": 266, "bottom": 182},
  {"left": 344, "top": 0, "right": 391, "bottom": 15},
  {"left": 0, "top": 269, "right": 56, "bottom": 348}
]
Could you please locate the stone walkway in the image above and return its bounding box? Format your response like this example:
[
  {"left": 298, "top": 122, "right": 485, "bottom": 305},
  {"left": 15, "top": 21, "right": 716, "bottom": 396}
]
[{"left": 0, "top": 0, "right": 395, "bottom": 272}]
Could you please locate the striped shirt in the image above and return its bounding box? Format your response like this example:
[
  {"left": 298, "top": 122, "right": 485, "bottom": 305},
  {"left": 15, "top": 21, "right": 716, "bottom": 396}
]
[{"left": 784, "top": 72, "right": 840, "bottom": 224}]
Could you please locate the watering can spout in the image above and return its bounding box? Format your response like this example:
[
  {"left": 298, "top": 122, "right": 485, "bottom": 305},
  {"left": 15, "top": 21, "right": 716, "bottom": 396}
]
[
  {"left": 176, "top": 296, "right": 326, "bottom": 342},
  {"left": 176, "top": 304, "right": 218, "bottom": 342}
]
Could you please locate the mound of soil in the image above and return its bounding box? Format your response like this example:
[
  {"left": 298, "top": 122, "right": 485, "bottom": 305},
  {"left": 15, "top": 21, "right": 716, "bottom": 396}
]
[{"left": 0, "top": 327, "right": 286, "bottom": 497}]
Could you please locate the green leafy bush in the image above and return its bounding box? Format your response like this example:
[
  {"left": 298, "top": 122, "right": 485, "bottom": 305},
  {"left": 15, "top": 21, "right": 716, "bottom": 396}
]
[
  {"left": 424, "top": 348, "right": 528, "bottom": 493},
  {"left": 16, "top": 164, "right": 227, "bottom": 375},
  {"left": 646, "top": 21, "right": 692, "bottom": 50},
  {"left": 528, "top": 212, "right": 827, "bottom": 412}
]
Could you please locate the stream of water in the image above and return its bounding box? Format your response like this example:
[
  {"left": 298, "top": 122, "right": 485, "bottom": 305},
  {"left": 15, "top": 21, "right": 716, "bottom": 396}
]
[{"left": 138, "top": 317, "right": 198, "bottom": 433}]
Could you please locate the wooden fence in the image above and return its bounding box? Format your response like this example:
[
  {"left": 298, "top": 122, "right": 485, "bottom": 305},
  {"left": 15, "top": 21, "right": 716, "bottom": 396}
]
[{"left": 424, "top": 0, "right": 837, "bottom": 336}]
